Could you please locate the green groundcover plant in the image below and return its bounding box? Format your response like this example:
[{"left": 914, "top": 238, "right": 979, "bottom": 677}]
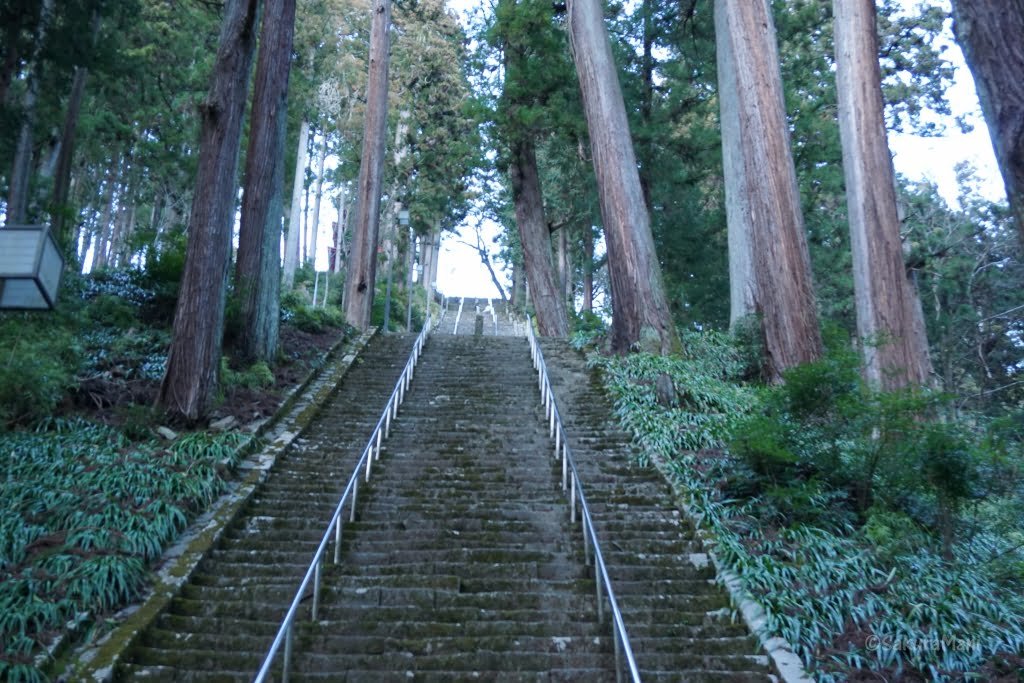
[
  {"left": 0, "top": 420, "right": 251, "bottom": 682},
  {"left": 590, "top": 329, "right": 1024, "bottom": 680}
]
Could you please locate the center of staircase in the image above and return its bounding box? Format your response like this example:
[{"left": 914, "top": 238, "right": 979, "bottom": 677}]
[{"left": 116, "top": 302, "right": 774, "bottom": 682}]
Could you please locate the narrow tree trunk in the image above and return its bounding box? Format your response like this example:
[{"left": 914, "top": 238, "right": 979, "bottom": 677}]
[
  {"left": 235, "top": 0, "right": 296, "bottom": 363},
  {"left": 344, "top": 0, "right": 392, "bottom": 329},
  {"left": 5, "top": 0, "right": 55, "bottom": 224},
  {"left": 715, "top": 0, "right": 822, "bottom": 380},
  {"left": 429, "top": 225, "right": 441, "bottom": 292},
  {"left": 92, "top": 159, "right": 119, "bottom": 270},
  {"left": 566, "top": 0, "right": 680, "bottom": 354},
  {"left": 333, "top": 184, "right": 349, "bottom": 273},
  {"left": 834, "top": 0, "right": 933, "bottom": 389},
  {"left": 309, "top": 133, "right": 328, "bottom": 267},
  {"left": 951, "top": 0, "right": 1024, "bottom": 245},
  {"left": 582, "top": 228, "right": 594, "bottom": 313},
  {"left": 509, "top": 136, "right": 569, "bottom": 336},
  {"left": 283, "top": 118, "right": 309, "bottom": 289},
  {"left": 158, "top": 0, "right": 260, "bottom": 421}
]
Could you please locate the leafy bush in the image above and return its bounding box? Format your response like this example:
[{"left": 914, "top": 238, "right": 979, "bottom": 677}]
[
  {"left": 0, "top": 420, "right": 251, "bottom": 678},
  {"left": 590, "top": 331, "right": 756, "bottom": 459},
  {"left": 221, "top": 358, "right": 275, "bottom": 390},
  {"left": 0, "top": 316, "right": 80, "bottom": 430},
  {"left": 281, "top": 289, "right": 346, "bottom": 334},
  {"left": 597, "top": 330, "right": 1024, "bottom": 679}
]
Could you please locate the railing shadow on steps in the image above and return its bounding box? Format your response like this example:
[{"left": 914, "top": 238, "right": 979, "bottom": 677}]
[
  {"left": 253, "top": 315, "right": 431, "bottom": 683},
  {"left": 526, "top": 318, "right": 642, "bottom": 683}
]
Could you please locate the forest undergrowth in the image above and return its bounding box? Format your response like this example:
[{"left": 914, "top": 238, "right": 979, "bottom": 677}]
[
  {"left": 577, "top": 327, "right": 1024, "bottom": 681},
  {"left": 0, "top": 267, "right": 353, "bottom": 682}
]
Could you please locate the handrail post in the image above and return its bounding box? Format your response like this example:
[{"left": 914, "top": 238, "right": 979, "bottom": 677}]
[
  {"left": 282, "top": 620, "right": 293, "bottom": 683},
  {"left": 312, "top": 557, "right": 322, "bottom": 620},
  {"left": 334, "top": 518, "right": 342, "bottom": 564},
  {"left": 350, "top": 477, "right": 358, "bottom": 522}
]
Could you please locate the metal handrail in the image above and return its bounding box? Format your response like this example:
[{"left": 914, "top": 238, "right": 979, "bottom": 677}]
[
  {"left": 452, "top": 296, "right": 465, "bottom": 335},
  {"left": 526, "top": 318, "right": 642, "bottom": 683},
  {"left": 254, "top": 316, "right": 432, "bottom": 683}
]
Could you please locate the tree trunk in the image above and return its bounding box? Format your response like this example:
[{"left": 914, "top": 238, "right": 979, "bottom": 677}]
[
  {"left": 309, "top": 133, "right": 328, "bottom": 267},
  {"left": 344, "top": 0, "right": 392, "bottom": 329},
  {"left": 834, "top": 0, "right": 933, "bottom": 389},
  {"left": 92, "top": 158, "right": 119, "bottom": 270},
  {"left": 951, "top": 0, "right": 1024, "bottom": 246},
  {"left": 283, "top": 118, "right": 309, "bottom": 289},
  {"left": 509, "top": 136, "right": 569, "bottom": 336},
  {"left": 5, "top": 0, "right": 55, "bottom": 225},
  {"left": 566, "top": 0, "right": 680, "bottom": 354},
  {"left": 715, "top": 0, "right": 822, "bottom": 380},
  {"left": 332, "top": 184, "right": 350, "bottom": 273},
  {"left": 158, "top": 0, "right": 260, "bottom": 421},
  {"left": 235, "top": 0, "right": 296, "bottom": 363},
  {"left": 582, "top": 227, "right": 594, "bottom": 313}
]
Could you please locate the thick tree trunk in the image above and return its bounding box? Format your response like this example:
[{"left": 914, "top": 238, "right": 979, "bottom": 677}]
[
  {"left": 509, "top": 137, "right": 569, "bottom": 336},
  {"left": 283, "top": 118, "right": 309, "bottom": 289},
  {"left": 158, "top": 0, "right": 260, "bottom": 421},
  {"left": 566, "top": 0, "right": 680, "bottom": 354},
  {"left": 344, "top": 0, "right": 392, "bottom": 329},
  {"left": 715, "top": 0, "right": 822, "bottom": 380},
  {"left": 834, "top": 0, "right": 933, "bottom": 389},
  {"left": 951, "top": 0, "right": 1024, "bottom": 245},
  {"left": 309, "top": 133, "right": 328, "bottom": 266},
  {"left": 235, "top": 0, "right": 296, "bottom": 363}
]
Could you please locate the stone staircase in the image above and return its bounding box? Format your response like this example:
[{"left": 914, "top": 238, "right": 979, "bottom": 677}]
[
  {"left": 539, "top": 339, "right": 773, "bottom": 682},
  {"left": 115, "top": 333, "right": 417, "bottom": 680},
  {"left": 114, "top": 327, "right": 776, "bottom": 681}
]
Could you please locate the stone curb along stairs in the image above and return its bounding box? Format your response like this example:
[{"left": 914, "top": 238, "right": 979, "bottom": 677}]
[{"left": 60, "top": 327, "right": 381, "bottom": 681}]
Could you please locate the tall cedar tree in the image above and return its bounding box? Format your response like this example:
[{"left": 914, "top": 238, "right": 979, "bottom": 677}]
[
  {"left": 951, "top": 0, "right": 1024, "bottom": 246},
  {"left": 344, "top": 0, "right": 392, "bottom": 329},
  {"left": 566, "top": 0, "right": 680, "bottom": 354},
  {"left": 714, "top": 0, "right": 822, "bottom": 380},
  {"left": 834, "top": 0, "right": 933, "bottom": 389},
  {"left": 158, "top": 0, "right": 259, "bottom": 421},
  {"left": 497, "top": 0, "right": 569, "bottom": 337},
  {"left": 235, "top": 0, "right": 297, "bottom": 362}
]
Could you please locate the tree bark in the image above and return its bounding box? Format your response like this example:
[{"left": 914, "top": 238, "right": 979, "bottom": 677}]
[
  {"left": 283, "top": 118, "right": 309, "bottom": 289},
  {"left": 91, "top": 157, "right": 120, "bottom": 270},
  {"left": 951, "top": 0, "right": 1024, "bottom": 246},
  {"left": 582, "top": 227, "right": 594, "bottom": 312},
  {"left": 834, "top": 0, "right": 933, "bottom": 389},
  {"left": 158, "top": 0, "right": 260, "bottom": 421},
  {"left": 309, "top": 132, "right": 328, "bottom": 266},
  {"left": 344, "top": 0, "right": 392, "bottom": 329},
  {"left": 235, "top": 0, "right": 296, "bottom": 363},
  {"left": 5, "top": 0, "right": 55, "bottom": 225},
  {"left": 715, "top": 0, "right": 822, "bottom": 380},
  {"left": 509, "top": 136, "right": 569, "bottom": 336},
  {"left": 566, "top": 0, "right": 681, "bottom": 354}
]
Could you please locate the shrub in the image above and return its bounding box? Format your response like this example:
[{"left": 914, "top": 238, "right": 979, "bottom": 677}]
[
  {"left": 0, "top": 316, "right": 80, "bottom": 429},
  {"left": 221, "top": 358, "right": 276, "bottom": 390},
  {"left": 0, "top": 420, "right": 251, "bottom": 678}
]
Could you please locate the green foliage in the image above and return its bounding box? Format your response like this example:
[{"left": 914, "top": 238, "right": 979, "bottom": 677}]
[
  {"left": 568, "top": 311, "right": 607, "bottom": 350},
  {"left": 0, "top": 419, "right": 251, "bottom": 677},
  {"left": 599, "top": 328, "right": 1024, "bottom": 679},
  {"left": 281, "top": 289, "right": 346, "bottom": 335},
  {"left": 591, "top": 331, "right": 756, "bottom": 460},
  {"left": 220, "top": 359, "right": 275, "bottom": 391},
  {"left": 0, "top": 316, "right": 80, "bottom": 430}
]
